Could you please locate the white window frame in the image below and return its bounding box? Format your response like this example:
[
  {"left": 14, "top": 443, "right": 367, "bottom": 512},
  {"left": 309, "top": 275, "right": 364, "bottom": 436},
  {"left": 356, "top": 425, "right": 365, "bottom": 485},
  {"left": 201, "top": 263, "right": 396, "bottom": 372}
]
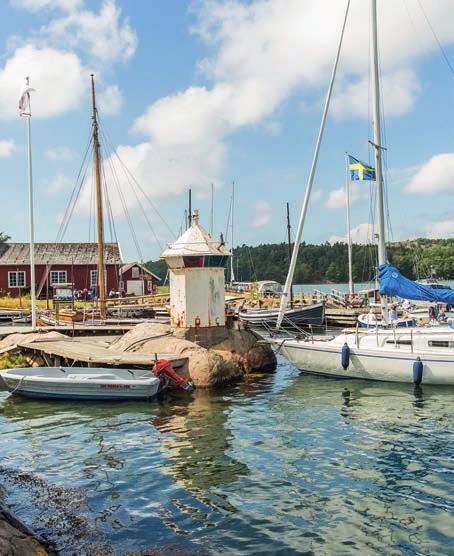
[
  {"left": 132, "top": 266, "right": 140, "bottom": 278},
  {"left": 8, "top": 271, "right": 26, "bottom": 288},
  {"left": 90, "top": 270, "right": 98, "bottom": 287},
  {"left": 147, "top": 279, "right": 153, "bottom": 292},
  {"left": 50, "top": 270, "right": 67, "bottom": 285}
]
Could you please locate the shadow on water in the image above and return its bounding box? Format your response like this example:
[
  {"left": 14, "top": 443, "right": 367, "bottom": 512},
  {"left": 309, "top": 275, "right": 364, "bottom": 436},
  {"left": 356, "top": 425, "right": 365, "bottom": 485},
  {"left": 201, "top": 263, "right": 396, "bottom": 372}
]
[{"left": 1, "top": 362, "right": 454, "bottom": 555}]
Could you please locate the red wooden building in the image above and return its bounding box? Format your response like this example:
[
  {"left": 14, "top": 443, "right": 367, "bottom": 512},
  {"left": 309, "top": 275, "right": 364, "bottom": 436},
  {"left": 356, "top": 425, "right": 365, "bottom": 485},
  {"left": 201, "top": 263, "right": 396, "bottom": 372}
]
[
  {"left": 0, "top": 243, "right": 160, "bottom": 298},
  {"left": 119, "top": 263, "right": 160, "bottom": 296}
]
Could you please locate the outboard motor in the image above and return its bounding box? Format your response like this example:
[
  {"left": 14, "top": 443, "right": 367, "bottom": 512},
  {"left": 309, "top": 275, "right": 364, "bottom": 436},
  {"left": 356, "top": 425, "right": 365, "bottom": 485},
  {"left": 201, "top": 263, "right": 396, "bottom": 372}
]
[
  {"left": 153, "top": 359, "right": 194, "bottom": 391},
  {"left": 341, "top": 343, "right": 350, "bottom": 370},
  {"left": 413, "top": 357, "right": 423, "bottom": 386}
]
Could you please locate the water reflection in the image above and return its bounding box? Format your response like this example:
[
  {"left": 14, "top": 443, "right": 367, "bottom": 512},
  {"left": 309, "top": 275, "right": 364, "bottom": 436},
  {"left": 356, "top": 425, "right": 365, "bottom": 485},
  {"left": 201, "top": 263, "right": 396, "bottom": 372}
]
[{"left": 0, "top": 362, "right": 453, "bottom": 555}]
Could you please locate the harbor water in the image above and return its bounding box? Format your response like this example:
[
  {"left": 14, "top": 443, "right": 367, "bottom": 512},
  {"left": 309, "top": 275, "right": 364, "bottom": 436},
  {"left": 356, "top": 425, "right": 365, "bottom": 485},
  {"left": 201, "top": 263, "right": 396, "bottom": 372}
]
[{"left": 1, "top": 356, "right": 453, "bottom": 555}]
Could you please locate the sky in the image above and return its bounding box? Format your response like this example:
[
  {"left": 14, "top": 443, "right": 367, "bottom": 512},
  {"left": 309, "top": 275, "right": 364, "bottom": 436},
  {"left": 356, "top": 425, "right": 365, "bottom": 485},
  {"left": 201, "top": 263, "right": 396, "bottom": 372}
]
[{"left": 0, "top": 0, "right": 454, "bottom": 263}]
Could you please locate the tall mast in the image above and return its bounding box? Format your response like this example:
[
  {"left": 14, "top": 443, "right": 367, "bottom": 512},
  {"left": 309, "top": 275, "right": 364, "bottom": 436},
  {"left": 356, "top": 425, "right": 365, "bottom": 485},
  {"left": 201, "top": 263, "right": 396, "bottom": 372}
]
[
  {"left": 210, "top": 182, "right": 214, "bottom": 236},
  {"left": 230, "top": 181, "right": 235, "bottom": 286},
  {"left": 276, "top": 0, "right": 351, "bottom": 330},
  {"left": 90, "top": 74, "right": 106, "bottom": 318},
  {"left": 345, "top": 153, "right": 354, "bottom": 295},
  {"left": 286, "top": 202, "right": 294, "bottom": 307},
  {"left": 370, "top": 0, "right": 388, "bottom": 319}
]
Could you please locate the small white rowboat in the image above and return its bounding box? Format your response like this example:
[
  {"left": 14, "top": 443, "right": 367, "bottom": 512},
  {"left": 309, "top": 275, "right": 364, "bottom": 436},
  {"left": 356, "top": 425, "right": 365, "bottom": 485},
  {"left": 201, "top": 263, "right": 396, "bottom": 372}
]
[{"left": 1, "top": 367, "right": 162, "bottom": 401}]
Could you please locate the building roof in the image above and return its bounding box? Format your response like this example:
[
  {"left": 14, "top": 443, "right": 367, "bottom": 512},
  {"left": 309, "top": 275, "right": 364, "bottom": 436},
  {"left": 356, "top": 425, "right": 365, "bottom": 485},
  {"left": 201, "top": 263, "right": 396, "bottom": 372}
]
[
  {"left": 161, "top": 210, "right": 231, "bottom": 259},
  {"left": 120, "top": 262, "right": 161, "bottom": 281},
  {"left": 0, "top": 243, "right": 122, "bottom": 265}
]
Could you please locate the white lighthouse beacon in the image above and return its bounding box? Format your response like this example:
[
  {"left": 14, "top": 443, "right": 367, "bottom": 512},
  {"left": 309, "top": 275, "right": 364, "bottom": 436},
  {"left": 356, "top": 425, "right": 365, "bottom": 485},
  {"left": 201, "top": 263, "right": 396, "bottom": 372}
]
[{"left": 161, "top": 209, "right": 231, "bottom": 328}]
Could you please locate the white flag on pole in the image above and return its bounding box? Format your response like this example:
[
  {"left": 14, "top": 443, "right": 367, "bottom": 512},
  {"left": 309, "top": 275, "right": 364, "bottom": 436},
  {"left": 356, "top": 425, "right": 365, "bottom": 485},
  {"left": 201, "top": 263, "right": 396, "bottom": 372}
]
[{"left": 19, "top": 77, "right": 35, "bottom": 117}]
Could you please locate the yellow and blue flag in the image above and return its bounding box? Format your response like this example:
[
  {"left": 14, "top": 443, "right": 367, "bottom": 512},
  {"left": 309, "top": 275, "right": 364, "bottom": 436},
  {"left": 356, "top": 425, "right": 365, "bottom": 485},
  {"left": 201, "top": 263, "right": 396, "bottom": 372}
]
[{"left": 348, "top": 155, "right": 376, "bottom": 181}]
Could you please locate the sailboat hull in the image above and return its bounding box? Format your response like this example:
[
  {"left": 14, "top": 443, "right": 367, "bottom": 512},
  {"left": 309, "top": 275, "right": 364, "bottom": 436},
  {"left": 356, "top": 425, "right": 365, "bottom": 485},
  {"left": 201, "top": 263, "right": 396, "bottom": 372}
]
[{"left": 275, "top": 330, "right": 454, "bottom": 385}]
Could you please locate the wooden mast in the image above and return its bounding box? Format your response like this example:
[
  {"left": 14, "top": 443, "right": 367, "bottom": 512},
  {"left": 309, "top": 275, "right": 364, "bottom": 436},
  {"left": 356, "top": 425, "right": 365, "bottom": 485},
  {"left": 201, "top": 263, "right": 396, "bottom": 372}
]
[{"left": 90, "top": 74, "right": 106, "bottom": 318}]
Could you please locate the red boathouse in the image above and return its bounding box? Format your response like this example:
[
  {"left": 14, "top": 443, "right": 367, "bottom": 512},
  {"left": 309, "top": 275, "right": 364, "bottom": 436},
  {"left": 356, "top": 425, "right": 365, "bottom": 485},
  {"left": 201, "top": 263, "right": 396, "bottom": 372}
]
[{"left": 0, "top": 243, "right": 159, "bottom": 298}]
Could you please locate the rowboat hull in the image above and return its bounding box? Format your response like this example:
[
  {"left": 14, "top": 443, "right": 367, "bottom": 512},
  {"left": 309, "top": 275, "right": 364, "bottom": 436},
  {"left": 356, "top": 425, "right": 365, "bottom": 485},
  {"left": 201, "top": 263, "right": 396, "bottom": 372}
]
[
  {"left": 239, "top": 302, "right": 324, "bottom": 327},
  {"left": 1, "top": 367, "right": 162, "bottom": 400}
]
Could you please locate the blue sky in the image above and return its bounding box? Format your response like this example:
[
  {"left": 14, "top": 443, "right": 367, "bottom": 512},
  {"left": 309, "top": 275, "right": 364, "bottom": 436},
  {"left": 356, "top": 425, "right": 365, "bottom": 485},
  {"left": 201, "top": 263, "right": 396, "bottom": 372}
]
[{"left": 0, "top": 0, "right": 454, "bottom": 262}]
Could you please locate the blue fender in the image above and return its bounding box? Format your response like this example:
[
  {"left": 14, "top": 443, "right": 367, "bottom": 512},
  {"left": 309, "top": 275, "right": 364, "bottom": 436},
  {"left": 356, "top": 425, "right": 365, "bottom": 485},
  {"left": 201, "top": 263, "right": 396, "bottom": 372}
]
[
  {"left": 413, "top": 357, "right": 423, "bottom": 385},
  {"left": 341, "top": 343, "right": 350, "bottom": 370}
]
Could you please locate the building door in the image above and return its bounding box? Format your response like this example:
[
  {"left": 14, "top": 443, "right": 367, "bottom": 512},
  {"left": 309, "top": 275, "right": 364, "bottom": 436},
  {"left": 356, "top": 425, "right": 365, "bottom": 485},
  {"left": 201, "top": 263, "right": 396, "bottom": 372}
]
[{"left": 127, "top": 280, "right": 144, "bottom": 296}]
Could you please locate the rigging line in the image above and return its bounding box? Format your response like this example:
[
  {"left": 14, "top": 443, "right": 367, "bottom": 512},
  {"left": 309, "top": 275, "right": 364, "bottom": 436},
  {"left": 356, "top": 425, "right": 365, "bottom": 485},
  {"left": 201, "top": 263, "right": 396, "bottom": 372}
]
[
  {"left": 97, "top": 117, "right": 177, "bottom": 240},
  {"left": 416, "top": 0, "right": 454, "bottom": 76},
  {"left": 57, "top": 162, "right": 90, "bottom": 243},
  {"left": 100, "top": 163, "right": 122, "bottom": 290},
  {"left": 100, "top": 142, "right": 144, "bottom": 262},
  {"left": 55, "top": 133, "right": 93, "bottom": 243},
  {"left": 224, "top": 192, "right": 233, "bottom": 243},
  {"left": 98, "top": 125, "right": 164, "bottom": 252}
]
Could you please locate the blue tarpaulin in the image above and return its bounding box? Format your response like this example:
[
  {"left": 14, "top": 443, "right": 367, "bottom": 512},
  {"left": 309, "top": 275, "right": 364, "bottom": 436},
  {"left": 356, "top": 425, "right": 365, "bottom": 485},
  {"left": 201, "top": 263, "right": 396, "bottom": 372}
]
[{"left": 379, "top": 263, "right": 454, "bottom": 303}]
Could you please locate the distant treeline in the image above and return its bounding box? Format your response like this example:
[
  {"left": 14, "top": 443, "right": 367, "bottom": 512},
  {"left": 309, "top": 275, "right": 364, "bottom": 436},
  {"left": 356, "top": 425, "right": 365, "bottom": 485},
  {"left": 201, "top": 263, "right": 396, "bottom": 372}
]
[{"left": 145, "top": 238, "right": 454, "bottom": 284}]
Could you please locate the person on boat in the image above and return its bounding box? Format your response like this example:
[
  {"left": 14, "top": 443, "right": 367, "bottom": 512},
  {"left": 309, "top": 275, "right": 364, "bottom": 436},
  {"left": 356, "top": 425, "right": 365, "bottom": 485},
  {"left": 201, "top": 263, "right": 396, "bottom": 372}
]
[
  {"left": 389, "top": 305, "right": 398, "bottom": 324},
  {"left": 366, "top": 308, "right": 377, "bottom": 325}
]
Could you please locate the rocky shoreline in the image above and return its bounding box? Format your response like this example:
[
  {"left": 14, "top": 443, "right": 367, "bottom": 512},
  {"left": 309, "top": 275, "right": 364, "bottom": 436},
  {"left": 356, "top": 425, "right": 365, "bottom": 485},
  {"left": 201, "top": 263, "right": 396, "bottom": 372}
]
[{"left": 0, "top": 489, "right": 53, "bottom": 555}]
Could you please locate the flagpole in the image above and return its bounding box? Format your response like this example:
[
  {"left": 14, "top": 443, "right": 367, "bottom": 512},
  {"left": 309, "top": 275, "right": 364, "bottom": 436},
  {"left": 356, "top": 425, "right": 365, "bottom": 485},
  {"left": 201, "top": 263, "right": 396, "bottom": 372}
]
[
  {"left": 25, "top": 78, "right": 37, "bottom": 330},
  {"left": 345, "top": 153, "right": 353, "bottom": 295}
]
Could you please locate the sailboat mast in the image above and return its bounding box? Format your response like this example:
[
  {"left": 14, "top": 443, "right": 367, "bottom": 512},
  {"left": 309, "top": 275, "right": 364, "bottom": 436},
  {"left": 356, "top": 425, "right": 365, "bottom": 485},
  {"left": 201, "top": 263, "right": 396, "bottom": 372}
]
[
  {"left": 370, "top": 0, "right": 388, "bottom": 319},
  {"left": 276, "top": 0, "right": 351, "bottom": 330},
  {"left": 345, "top": 153, "right": 354, "bottom": 295},
  {"left": 90, "top": 74, "right": 106, "bottom": 318},
  {"left": 230, "top": 181, "right": 235, "bottom": 286},
  {"left": 286, "top": 202, "right": 294, "bottom": 307}
]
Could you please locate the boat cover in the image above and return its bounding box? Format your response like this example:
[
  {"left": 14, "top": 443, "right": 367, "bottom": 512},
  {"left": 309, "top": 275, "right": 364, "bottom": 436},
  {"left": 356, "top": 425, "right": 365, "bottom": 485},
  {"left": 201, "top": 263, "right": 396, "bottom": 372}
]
[{"left": 379, "top": 264, "right": 454, "bottom": 303}]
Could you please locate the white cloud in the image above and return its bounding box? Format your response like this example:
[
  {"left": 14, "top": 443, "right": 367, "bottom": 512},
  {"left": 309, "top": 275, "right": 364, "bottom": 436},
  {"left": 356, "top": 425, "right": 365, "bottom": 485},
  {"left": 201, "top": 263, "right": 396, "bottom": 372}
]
[
  {"left": 42, "top": 0, "right": 137, "bottom": 64},
  {"left": 45, "top": 172, "right": 73, "bottom": 196},
  {"left": 329, "top": 222, "right": 373, "bottom": 245},
  {"left": 44, "top": 146, "right": 74, "bottom": 160},
  {"left": 11, "top": 0, "right": 82, "bottom": 11},
  {"left": 263, "top": 121, "right": 281, "bottom": 136},
  {"left": 251, "top": 200, "right": 272, "bottom": 228},
  {"left": 404, "top": 153, "right": 454, "bottom": 196},
  {"left": 0, "top": 45, "right": 84, "bottom": 121},
  {"left": 424, "top": 219, "right": 454, "bottom": 239},
  {"left": 331, "top": 68, "right": 420, "bottom": 120},
  {"left": 109, "top": 0, "right": 454, "bottom": 214},
  {"left": 98, "top": 84, "right": 122, "bottom": 116},
  {"left": 324, "top": 182, "right": 365, "bottom": 209},
  {"left": 0, "top": 139, "right": 15, "bottom": 157}
]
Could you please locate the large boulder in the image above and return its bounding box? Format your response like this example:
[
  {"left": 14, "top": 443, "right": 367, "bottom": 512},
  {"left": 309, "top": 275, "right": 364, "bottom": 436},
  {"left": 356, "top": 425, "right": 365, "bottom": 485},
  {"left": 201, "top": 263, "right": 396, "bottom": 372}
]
[{"left": 111, "top": 323, "right": 276, "bottom": 388}]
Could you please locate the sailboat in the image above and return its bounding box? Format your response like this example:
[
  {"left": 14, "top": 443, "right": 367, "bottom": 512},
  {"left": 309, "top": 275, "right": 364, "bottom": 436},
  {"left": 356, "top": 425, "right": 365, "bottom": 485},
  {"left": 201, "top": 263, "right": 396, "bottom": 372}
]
[{"left": 271, "top": 0, "right": 454, "bottom": 385}]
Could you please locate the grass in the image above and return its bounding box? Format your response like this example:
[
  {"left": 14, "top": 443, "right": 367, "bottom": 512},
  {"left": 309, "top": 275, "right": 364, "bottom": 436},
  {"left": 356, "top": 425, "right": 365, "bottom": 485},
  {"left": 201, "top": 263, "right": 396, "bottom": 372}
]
[{"left": 0, "top": 352, "right": 28, "bottom": 369}]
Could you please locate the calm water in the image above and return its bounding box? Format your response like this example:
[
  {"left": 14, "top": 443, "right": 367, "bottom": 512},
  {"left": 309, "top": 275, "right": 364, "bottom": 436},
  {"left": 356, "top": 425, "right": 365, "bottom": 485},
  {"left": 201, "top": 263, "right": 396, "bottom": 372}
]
[{"left": 1, "top": 358, "right": 454, "bottom": 555}]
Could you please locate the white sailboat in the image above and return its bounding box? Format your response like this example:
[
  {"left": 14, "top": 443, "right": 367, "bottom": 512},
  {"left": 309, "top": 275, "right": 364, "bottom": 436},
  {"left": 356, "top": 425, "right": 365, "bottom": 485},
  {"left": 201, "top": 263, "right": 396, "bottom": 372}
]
[{"left": 272, "top": 0, "right": 454, "bottom": 386}]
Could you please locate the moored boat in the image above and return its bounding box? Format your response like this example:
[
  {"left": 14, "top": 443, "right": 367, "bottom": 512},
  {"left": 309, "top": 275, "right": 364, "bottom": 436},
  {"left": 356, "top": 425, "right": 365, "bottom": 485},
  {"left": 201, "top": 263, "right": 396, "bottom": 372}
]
[
  {"left": 239, "top": 302, "right": 324, "bottom": 327},
  {"left": 272, "top": 325, "right": 454, "bottom": 385},
  {"left": 1, "top": 360, "right": 193, "bottom": 400}
]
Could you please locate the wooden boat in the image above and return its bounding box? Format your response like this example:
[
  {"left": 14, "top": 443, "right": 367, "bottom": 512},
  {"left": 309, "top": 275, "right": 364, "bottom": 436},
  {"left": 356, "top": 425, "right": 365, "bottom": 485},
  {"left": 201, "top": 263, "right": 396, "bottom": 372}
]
[
  {"left": 1, "top": 366, "right": 163, "bottom": 400},
  {"left": 239, "top": 302, "right": 324, "bottom": 327}
]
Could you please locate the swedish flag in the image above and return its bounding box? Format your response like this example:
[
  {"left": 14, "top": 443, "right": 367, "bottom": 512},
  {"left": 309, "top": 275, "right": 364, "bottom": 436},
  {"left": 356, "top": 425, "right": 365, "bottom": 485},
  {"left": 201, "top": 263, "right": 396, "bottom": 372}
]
[{"left": 348, "top": 155, "right": 376, "bottom": 181}]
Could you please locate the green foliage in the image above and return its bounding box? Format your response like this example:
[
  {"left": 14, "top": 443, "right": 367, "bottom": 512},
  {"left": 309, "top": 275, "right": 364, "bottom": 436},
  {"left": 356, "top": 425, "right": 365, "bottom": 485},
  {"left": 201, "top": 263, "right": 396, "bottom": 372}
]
[
  {"left": 145, "top": 238, "right": 454, "bottom": 284},
  {"left": 0, "top": 232, "right": 10, "bottom": 243}
]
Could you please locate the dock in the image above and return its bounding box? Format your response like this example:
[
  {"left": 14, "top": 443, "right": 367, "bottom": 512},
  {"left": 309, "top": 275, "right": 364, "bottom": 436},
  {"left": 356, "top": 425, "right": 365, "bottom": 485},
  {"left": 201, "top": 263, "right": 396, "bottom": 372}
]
[
  {"left": 0, "top": 332, "right": 186, "bottom": 369},
  {"left": 0, "top": 324, "right": 136, "bottom": 340}
]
